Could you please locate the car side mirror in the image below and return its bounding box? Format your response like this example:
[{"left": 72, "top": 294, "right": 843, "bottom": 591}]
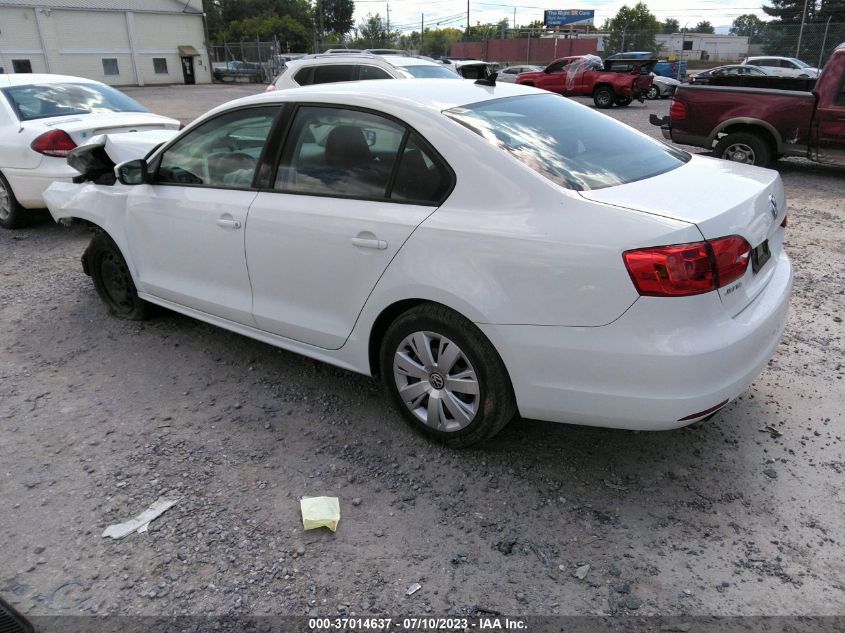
[
  {"left": 544, "top": 67, "right": 551, "bottom": 74},
  {"left": 116, "top": 159, "right": 148, "bottom": 185}
]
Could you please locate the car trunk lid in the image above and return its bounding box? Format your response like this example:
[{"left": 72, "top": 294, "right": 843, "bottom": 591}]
[
  {"left": 580, "top": 155, "right": 786, "bottom": 315},
  {"left": 28, "top": 112, "right": 180, "bottom": 146}
]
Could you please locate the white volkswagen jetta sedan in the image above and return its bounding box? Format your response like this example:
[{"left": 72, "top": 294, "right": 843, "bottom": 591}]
[
  {"left": 0, "top": 73, "right": 180, "bottom": 228},
  {"left": 45, "top": 80, "right": 792, "bottom": 447}
]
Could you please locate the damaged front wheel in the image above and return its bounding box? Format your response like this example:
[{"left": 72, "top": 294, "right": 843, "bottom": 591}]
[{"left": 86, "top": 232, "right": 150, "bottom": 320}]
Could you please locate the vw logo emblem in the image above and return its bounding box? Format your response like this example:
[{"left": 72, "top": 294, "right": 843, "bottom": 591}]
[
  {"left": 769, "top": 194, "right": 778, "bottom": 220},
  {"left": 429, "top": 372, "right": 445, "bottom": 390}
]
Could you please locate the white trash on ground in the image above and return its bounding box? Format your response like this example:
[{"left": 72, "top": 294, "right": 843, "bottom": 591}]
[
  {"left": 300, "top": 496, "right": 341, "bottom": 532},
  {"left": 102, "top": 498, "right": 179, "bottom": 539}
]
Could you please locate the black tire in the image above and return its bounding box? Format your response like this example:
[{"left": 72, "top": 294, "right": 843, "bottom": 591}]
[
  {"left": 647, "top": 85, "right": 660, "bottom": 100},
  {"left": 714, "top": 131, "right": 772, "bottom": 167},
  {"left": 0, "top": 171, "right": 28, "bottom": 230},
  {"left": 380, "top": 304, "right": 517, "bottom": 448},
  {"left": 85, "top": 232, "right": 150, "bottom": 320},
  {"left": 615, "top": 96, "right": 633, "bottom": 106},
  {"left": 593, "top": 86, "right": 615, "bottom": 109}
]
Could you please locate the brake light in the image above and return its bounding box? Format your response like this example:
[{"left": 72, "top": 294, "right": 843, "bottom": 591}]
[
  {"left": 669, "top": 99, "right": 687, "bottom": 120},
  {"left": 265, "top": 84, "right": 276, "bottom": 92},
  {"left": 31, "top": 130, "right": 77, "bottom": 157},
  {"left": 623, "top": 235, "right": 751, "bottom": 297}
]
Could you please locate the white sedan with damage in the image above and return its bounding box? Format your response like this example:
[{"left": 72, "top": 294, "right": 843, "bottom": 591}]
[
  {"left": 45, "top": 79, "right": 792, "bottom": 447},
  {"left": 0, "top": 73, "right": 180, "bottom": 229}
]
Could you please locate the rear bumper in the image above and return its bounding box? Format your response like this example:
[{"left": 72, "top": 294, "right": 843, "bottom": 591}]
[
  {"left": 648, "top": 114, "right": 708, "bottom": 146},
  {"left": 3, "top": 161, "right": 78, "bottom": 209},
  {"left": 479, "top": 252, "right": 792, "bottom": 430}
]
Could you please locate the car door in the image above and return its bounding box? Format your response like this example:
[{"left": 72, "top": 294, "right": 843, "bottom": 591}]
[
  {"left": 246, "top": 104, "right": 454, "bottom": 349},
  {"left": 538, "top": 60, "right": 568, "bottom": 93},
  {"left": 125, "top": 105, "right": 280, "bottom": 325},
  {"left": 813, "top": 73, "right": 845, "bottom": 165}
]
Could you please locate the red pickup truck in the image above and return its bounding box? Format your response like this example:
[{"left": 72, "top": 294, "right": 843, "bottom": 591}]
[
  {"left": 516, "top": 55, "right": 655, "bottom": 109},
  {"left": 654, "top": 42, "right": 845, "bottom": 167}
]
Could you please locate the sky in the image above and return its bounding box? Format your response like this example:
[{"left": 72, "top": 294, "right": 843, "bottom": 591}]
[{"left": 351, "top": 0, "right": 769, "bottom": 35}]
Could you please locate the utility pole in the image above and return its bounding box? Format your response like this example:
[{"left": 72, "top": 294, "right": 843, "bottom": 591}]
[
  {"left": 795, "top": 0, "right": 809, "bottom": 57},
  {"left": 467, "top": 0, "right": 470, "bottom": 34},
  {"left": 421, "top": 13, "right": 424, "bottom": 52},
  {"left": 387, "top": 1, "right": 390, "bottom": 36},
  {"left": 818, "top": 15, "right": 832, "bottom": 68},
  {"left": 316, "top": 0, "right": 324, "bottom": 52}
]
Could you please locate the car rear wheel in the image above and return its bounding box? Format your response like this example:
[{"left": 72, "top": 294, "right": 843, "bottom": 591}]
[
  {"left": 714, "top": 131, "right": 772, "bottom": 167},
  {"left": 381, "top": 304, "right": 517, "bottom": 448},
  {"left": 593, "top": 86, "right": 615, "bottom": 109},
  {"left": 0, "top": 172, "right": 27, "bottom": 230},
  {"left": 86, "top": 232, "right": 150, "bottom": 320},
  {"left": 647, "top": 85, "right": 660, "bottom": 100}
]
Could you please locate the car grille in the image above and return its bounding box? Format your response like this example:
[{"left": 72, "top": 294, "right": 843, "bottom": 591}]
[{"left": 0, "top": 596, "right": 34, "bottom": 633}]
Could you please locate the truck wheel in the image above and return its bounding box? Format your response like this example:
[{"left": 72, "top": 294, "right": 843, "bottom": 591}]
[
  {"left": 647, "top": 85, "right": 660, "bottom": 100},
  {"left": 593, "top": 86, "right": 615, "bottom": 109},
  {"left": 714, "top": 132, "right": 772, "bottom": 167},
  {"left": 615, "top": 96, "right": 633, "bottom": 107},
  {"left": 0, "top": 171, "right": 28, "bottom": 230}
]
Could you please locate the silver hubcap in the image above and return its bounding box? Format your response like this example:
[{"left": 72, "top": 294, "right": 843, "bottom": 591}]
[
  {"left": 724, "top": 143, "right": 755, "bottom": 164},
  {"left": 393, "top": 331, "right": 479, "bottom": 432},
  {"left": 0, "top": 180, "right": 10, "bottom": 221}
]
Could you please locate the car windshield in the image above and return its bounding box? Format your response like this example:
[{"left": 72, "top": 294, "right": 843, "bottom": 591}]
[
  {"left": 1, "top": 82, "right": 147, "bottom": 122},
  {"left": 399, "top": 65, "right": 460, "bottom": 79},
  {"left": 789, "top": 58, "right": 810, "bottom": 68},
  {"left": 445, "top": 94, "right": 689, "bottom": 191}
]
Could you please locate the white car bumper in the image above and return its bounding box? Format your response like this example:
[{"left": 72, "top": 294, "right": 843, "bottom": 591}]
[
  {"left": 480, "top": 251, "right": 793, "bottom": 430},
  {"left": 3, "top": 160, "right": 78, "bottom": 209}
]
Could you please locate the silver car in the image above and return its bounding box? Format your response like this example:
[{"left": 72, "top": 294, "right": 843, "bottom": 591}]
[
  {"left": 647, "top": 73, "right": 680, "bottom": 99},
  {"left": 496, "top": 65, "right": 542, "bottom": 83}
]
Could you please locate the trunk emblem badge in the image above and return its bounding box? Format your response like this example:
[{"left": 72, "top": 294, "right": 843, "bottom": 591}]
[{"left": 769, "top": 194, "right": 778, "bottom": 219}]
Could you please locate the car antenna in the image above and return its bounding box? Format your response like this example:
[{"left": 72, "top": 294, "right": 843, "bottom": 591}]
[{"left": 475, "top": 72, "right": 497, "bottom": 86}]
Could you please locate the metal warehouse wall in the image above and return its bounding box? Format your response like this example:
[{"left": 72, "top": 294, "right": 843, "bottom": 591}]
[
  {"left": 450, "top": 37, "right": 599, "bottom": 64},
  {"left": 0, "top": 6, "right": 211, "bottom": 85}
]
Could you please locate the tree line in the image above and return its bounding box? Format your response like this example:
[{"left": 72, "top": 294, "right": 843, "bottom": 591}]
[{"left": 207, "top": 0, "right": 845, "bottom": 63}]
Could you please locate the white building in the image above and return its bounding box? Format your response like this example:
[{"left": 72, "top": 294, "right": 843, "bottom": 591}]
[
  {"left": 656, "top": 33, "right": 749, "bottom": 63},
  {"left": 0, "top": 0, "right": 211, "bottom": 85}
]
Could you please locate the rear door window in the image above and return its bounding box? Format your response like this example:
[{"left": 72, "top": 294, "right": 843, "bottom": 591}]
[
  {"left": 358, "top": 65, "right": 392, "bottom": 80},
  {"left": 312, "top": 65, "right": 356, "bottom": 84},
  {"left": 390, "top": 134, "right": 453, "bottom": 203}
]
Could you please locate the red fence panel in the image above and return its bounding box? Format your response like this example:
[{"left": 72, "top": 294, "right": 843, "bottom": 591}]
[{"left": 450, "top": 38, "right": 598, "bottom": 65}]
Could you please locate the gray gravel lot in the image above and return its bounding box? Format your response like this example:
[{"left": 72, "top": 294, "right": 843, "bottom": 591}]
[{"left": 1, "top": 84, "right": 844, "bottom": 619}]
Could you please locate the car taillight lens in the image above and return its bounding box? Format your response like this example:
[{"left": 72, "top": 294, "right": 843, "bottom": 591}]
[
  {"left": 623, "top": 235, "right": 751, "bottom": 297},
  {"left": 669, "top": 99, "right": 687, "bottom": 120},
  {"left": 31, "top": 130, "right": 77, "bottom": 157},
  {"left": 265, "top": 84, "right": 276, "bottom": 92}
]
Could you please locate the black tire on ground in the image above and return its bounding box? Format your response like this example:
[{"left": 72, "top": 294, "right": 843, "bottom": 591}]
[
  {"left": 647, "top": 85, "right": 660, "bottom": 100},
  {"left": 615, "top": 96, "right": 633, "bottom": 106},
  {"left": 714, "top": 131, "right": 772, "bottom": 167},
  {"left": 593, "top": 86, "right": 615, "bottom": 109},
  {"left": 380, "top": 303, "right": 517, "bottom": 448},
  {"left": 85, "top": 232, "right": 151, "bottom": 320},
  {"left": 0, "top": 171, "right": 28, "bottom": 230}
]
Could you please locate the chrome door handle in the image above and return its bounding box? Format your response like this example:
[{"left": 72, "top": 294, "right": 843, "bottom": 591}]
[
  {"left": 216, "top": 218, "right": 241, "bottom": 230},
  {"left": 351, "top": 237, "right": 387, "bottom": 250}
]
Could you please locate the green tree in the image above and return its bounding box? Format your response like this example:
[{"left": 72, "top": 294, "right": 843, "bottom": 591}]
[
  {"left": 321, "top": 0, "right": 355, "bottom": 36},
  {"left": 693, "top": 20, "right": 715, "bottom": 33},
  {"left": 661, "top": 18, "right": 680, "bottom": 34},
  {"left": 730, "top": 14, "right": 767, "bottom": 39},
  {"left": 601, "top": 3, "right": 661, "bottom": 56},
  {"left": 356, "top": 13, "right": 399, "bottom": 48},
  {"left": 418, "top": 27, "right": 464, "bottom": 58},
  {"left": 762, "top": 0, "right": 816, "bottom": 24}
]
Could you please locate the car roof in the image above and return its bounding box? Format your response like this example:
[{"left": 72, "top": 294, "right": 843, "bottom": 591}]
[
  {"left": 220, "top": 79, "right": 540, "bottom": 117},
  {"left": 0, "top": 73, "right": 102, "bottom": 88},
  {"left": 383, "top": 56, "right": 441, "bottom": 67}
]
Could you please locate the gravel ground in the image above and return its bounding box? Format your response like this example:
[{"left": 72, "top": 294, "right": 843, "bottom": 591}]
[{"left": 1, "top": 85, "right": 844, "bottom": 620}]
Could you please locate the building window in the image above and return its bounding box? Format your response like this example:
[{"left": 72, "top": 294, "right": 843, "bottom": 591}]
[
  {"left": 153, "top": 58, "right": 169, "bottom": 74},
  {"left": 12, "top": 59, "right": 33, "bottom": 73},
  {"left": 102, "top": 58, "right": 119, "bottom": 76}
]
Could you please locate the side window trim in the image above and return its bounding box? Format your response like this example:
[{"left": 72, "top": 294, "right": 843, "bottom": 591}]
[
  {"left": 150, "top": 104, "right": 282, "bottom": 191},
  {"left": 258, "top": 102, "right": 456, "bottom": 207}
]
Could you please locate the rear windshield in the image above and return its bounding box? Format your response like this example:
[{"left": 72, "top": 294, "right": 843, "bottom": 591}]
[
  {"left": 400, "top": 65, "right": 460, "bottom": 79},
  {"left": 1, "top": 82, "right": 147, "bottom": 122},
  {"left": 444, "top": 94, "right": 689, "bottom": 191}
]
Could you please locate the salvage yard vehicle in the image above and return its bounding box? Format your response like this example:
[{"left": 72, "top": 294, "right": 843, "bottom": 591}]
[
  {"left": 653, "top": 43, "right": 845, "bottom": 167},
  {"left": 213, "top": 60, "right": 264, "bottom": 83},
  {"left": 45, "top": 80, "right": 791, "bottom": 447},
  {"left": 516, "top": 55, "right": 655, "bottom": 108},
  {"left": 689, "top": 64, "right": 773, "bottom": 85},
  {"left": 266, "top": 54, "right": 459, "bottom": 91},
  {"left": 741, "top": 55, "right": 820, "bottom": 78},
  {"left": 0, "top": 73, "right": 180, "bottom": 229},
  {"left": 647, "top": 73, "right": 680, "bottom": 99}
]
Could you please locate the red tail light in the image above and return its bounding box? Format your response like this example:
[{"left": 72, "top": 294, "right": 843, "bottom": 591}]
[
  {"left": 623, "top": 235, "right": 751, "bottom": 297},
  {"left": 669, "top": 99, "right": 687, "bottom": 120},
  {"left": 265, "top": 84, "right": 276, "bottom": 92},
  {"left": 31, "top": 130, "right": 77, "bottom": 157}
]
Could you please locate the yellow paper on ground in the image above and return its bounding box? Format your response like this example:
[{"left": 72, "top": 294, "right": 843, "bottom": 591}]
[{"left": 300, "top": 496, "right": 340, "bottom": 532}]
